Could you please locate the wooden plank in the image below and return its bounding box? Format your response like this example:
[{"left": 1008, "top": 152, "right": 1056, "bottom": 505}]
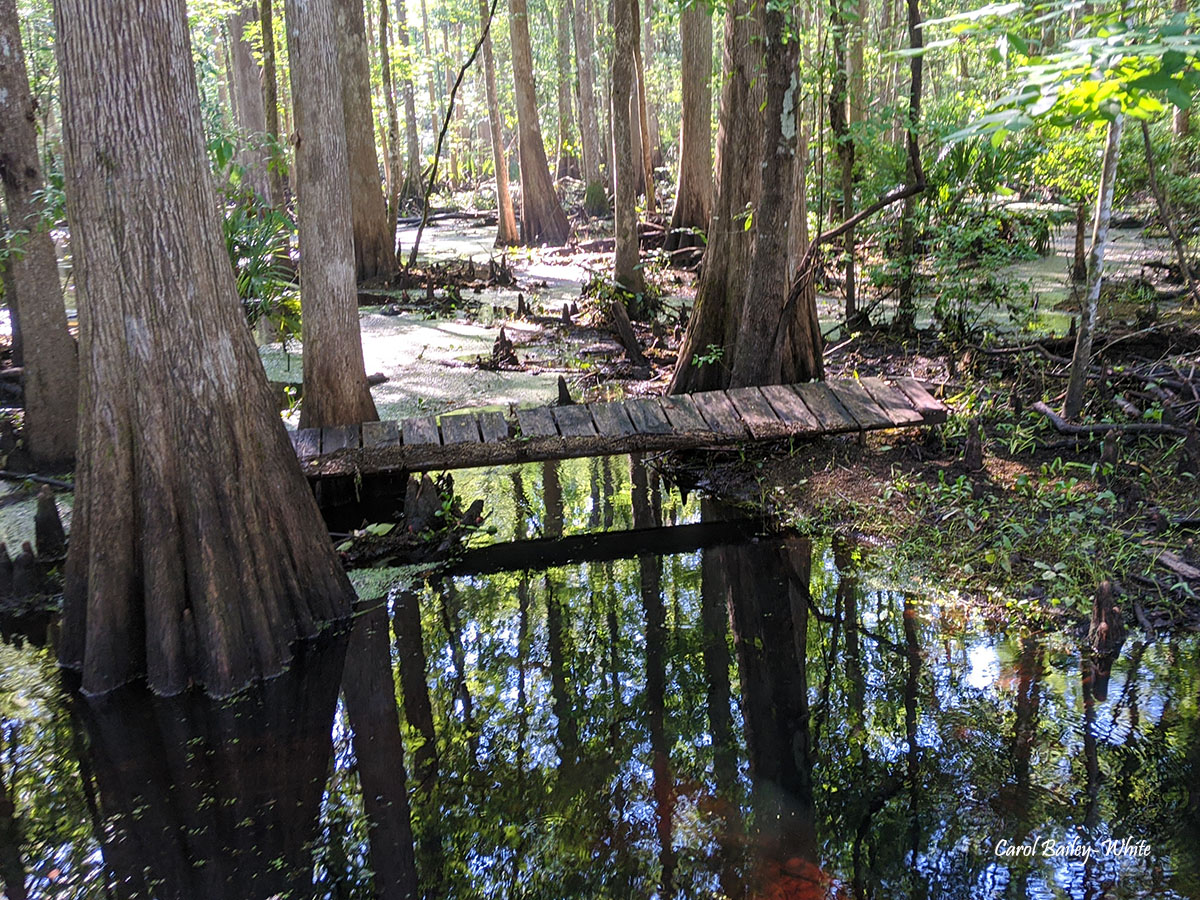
[
  {"left": 892, "top": 376, "right": 948, "bottom": 424},
  {"left": 790, "top": 382, "right": 857, "bottom": 433},
  {"left": 726, "top": 387, "right": 789, "bottom": 439},
  {"left": 362, "top": 420, "right": 400, "bottom": 449},
  {"left": 659, "top": 394, "right": 711, "bottom": 433},
  {"left": 691, "top": 390, "right": 749, "bottom": 437},
  {"left": 321, "top": 424, "right": 360, "bottom": 453},
  {"left": 858, "top": 377, "right": 925, "bottom": 426},
  {"left": 515, "top": 405, "right": 559, "bottom": 437},
  {"left": 623, "top": 398, "right": 673, "bottom": 435},
  {"left": 478, "top": 411, "right": 510, "bottom": 443},
  {"left": 440, "top": 413, "right": 482, "bottom": 444},
  {"left": 552, "top": 404, "right": 598, "bottom": 437},
  {"left": 292, "top": 427, "right": 322, "bottom": 459},
  {"left": 827, "top": 380, "right": 893, "bottom": 430},
  {"left": 402, "top": 416, "right": 441, "bottom": 446},
  {"left": 589, "top": 401, "right": 637, "bottom": 437},
  {"left": 758, "top": 384, "right": 821, "bottom": 432}
]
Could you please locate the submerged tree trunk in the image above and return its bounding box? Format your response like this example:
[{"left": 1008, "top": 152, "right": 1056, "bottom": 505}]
[
  {"left": 288, "top": 0, "right": 380, "bottom": 428},
  {"left": 56, "top": 0, "right": 355, "bottom": 697},
  {"left": 334, "top": 0, "right": 396, "bottom": 279},
  {"left": 509, "top": 0, "right": 572, "bottom": 244},
  {"left": 611, "top": 0, "right": 644, "bottom": 293},
  {"left": 1064, "top": 114, "right": 1124, "bottom": 420},
  {"left": 226, "top": 2, "right": 274, "bottom": 201},
  {"left": 665, "top": 5, "right": 712, "bottom": 252},
  {"left": 668, "top": 0, "right": 761, "bottom": 393},
  {"left": 0, "top": 0, "right": 79, "bottom": 470},
  {"left": 571, "top": 0, "right": 606, "bottom": 214},
  {"left": 479, "top": 0, "right": 520, "bottom": 245},
  {"left": 728, "top": 4, "right": 801, "bottom": 387}
]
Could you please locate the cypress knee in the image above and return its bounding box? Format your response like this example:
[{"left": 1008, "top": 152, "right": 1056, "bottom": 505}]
[{"left": 35, "top": 486, "right": 67, "bottom": 559}]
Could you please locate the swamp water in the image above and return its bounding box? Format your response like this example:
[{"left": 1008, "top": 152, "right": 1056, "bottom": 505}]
[{"left": 3, "top": 456, "right": 1199, "bottom": 900}]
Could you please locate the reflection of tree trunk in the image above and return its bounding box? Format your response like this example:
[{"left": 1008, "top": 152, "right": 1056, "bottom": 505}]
[
  {"left": 546, "top": 578, "right": 579, "bottom": 776},
  {"left": 74, "top": 637, "right": 347, "bottom": 899},
  {"left": 342, "top": 603, "right": 419, "bottom": 900},
  {"left": 440, "top": 580, "right": 479, "bottom": 765},
  {"left": 392, "top": 589, "right": 439, "bottom": 786},
  {"left": 835, "top": 537, "right": 864, "bottom": 730},
  {"left": 728, "top": 535, "right": 817, "bottom": 889},
  {"left": 903, "top": 594, "right": 925, "bottom": 900}
]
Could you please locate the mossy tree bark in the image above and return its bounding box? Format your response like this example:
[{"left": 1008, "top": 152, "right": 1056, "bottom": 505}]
[
  {"left": 665, "top": 4, "right": 712, "bottom": 252},
  {"left": 287, "top": 0, "right": 381, "bottom": 428},
  {"left": 508, "top": 0, "right": 571, "bottom": 245},
  {"left": 55, "top": 0, "right": 355, "bottom": 697},
  {"left": 0, "top": 0, "right": 79, "bottom": 470},
  {"left": 334, "top": 0, "right": 396, "bottom": 279}
]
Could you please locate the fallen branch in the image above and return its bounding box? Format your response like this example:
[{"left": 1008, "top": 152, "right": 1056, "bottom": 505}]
[
  {"left": 0, "top": 471, "right": 74, "bottom": 490},
  {"left": 1030, "top": 401, "right": 1187, "bottom": 437}
]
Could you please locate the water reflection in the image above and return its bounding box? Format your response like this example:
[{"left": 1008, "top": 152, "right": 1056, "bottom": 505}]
[{"left": 2, "top": 455, "right": 1200, "bottom": 899}]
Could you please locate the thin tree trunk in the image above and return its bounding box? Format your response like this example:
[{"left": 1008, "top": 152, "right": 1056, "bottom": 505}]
[
  {"left": 611, "top": 0, "right": 644, "bottom": 292},
  {"left": 0, "top": 0, "right": 79, "bottom": 470},
  {"left": 380, "top": 0, "right": 403, "bottom": 250},
  {"left": 395, "top": 0, "right": 423, "bottom": 201},
  {"left": 894, "top": 0, "right": 925, "bottom": 329},
  {"left": 554, "top": 0, "right": 575, "bottom": 177},
  {"left": 570, "top": 0, "right": 606, "bottom": 214},
  {"left": 288, "top": 0, "right": 381, "bottom": 427},
  {"left": 668, "top": 0, "right": 761, "bottom": 393},
  {"left": 479, "top": 0, "right": 521, "bottom": 244},
  {"left": 829, "top": 0, "right": 857, "bottom": 324},
  {"left": 509, "top": 0, "right": 572, "bottom": 244},
  {"left": 632, "top": 0, "right": 655, "bottom": 212},
  {"left": 642, "top": 0, "right": 662, "bottom": 168},
  {"left": 1064, "top": 114, "right": 1124, "bottom": 420},
  {"left": 421, "top": 0, "right": 438, "bottom": 138},
  {"left": 665, "top": 4, "right": 712, "bottom": 252},
  {"left": 261, "top": 0, "right": 285, "bottom": 207},
  {"left": 1141, "top": 119, "right": 1199, "bottom": 306},
  {"left": 728, "top": 1, "right": 801, "bottom": 387},
  {"left": 1073, "top": 202, "right": 1088, "bottom": 282},
  {"left": 226, "top": 3, "right": 273, "bottom": 201},
  {"left": 56, "top": 0, "right": 355, "bottom": 697},
  {"left": 334, "top": 0, "right": 396, "bottom": 279}
]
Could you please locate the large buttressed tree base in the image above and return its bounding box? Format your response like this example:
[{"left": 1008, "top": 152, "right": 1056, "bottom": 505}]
[{"left": 56, "top": 0, "right": 355, "bottom": 697}]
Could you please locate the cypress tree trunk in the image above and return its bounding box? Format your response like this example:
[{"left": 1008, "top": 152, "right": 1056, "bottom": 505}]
[
  {"left": 611, "top": 0, "right": 644, "bottom": 292},
  {"left": 665, "top": 4, "right": 712, "bottom": 252},
  {"left": 394, "top": 0, "right": 424, "bottom": 201},
  {"left": 829, "top": 0, "right": 857, "bottom": 324},
  {"left": 226, "top": 2, "right": 274, "bottom": 201},
  {"left": 632, "top": 0, "right": 655, "bottom": 212},
  {"left": 0, "top": 0, "right": 79, "bottom": 470},
  {"left": 728, "top": 3, "right": 801, "bottom": 387},
  {"left": 287, "top": 0, "right": 381, "bottom": 428},
  {"left": 55, "top": 0, "right": 355, "bottom": 697},
  {"left": 380, "top": 0, "right": 403, "bottom": 246},
  {"left": 668, "top": 0, "right": 761, "bottom": 393},
  {"left": 1064, "top": 114, "right": 1124, "bottom": 420},
  {"left": 334, "top": 0, "right": 396, "bottom": 279},
  {"left": 479, "top": 0, "right": 521, "bottom": 245},
  {"left": 554, "top": 0, "right": 575, "bottom": 177},
  {"left": 570, "top": 0, "right": 606, "bottom": 214},
  {"left": 508, "top": 0, "right": 572, "bottom": 244}
]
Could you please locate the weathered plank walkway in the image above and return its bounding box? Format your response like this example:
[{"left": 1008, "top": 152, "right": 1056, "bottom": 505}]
[{"left": 293, "top": 376, "right": 947, "bottom": 478}]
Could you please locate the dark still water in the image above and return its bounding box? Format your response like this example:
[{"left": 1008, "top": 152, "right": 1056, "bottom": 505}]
[{"left": 2, "top": 456, "right": 1199, "bottom": 900}]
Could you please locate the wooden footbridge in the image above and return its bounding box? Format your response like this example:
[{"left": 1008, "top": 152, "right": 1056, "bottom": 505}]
[{"left": 293, "top": 377, "right": 947, "bottom": 478}]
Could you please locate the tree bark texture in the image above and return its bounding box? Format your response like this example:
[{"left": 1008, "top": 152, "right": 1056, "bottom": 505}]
[
  {"left": 0, "top": 0, "right": 79, "bottom": 469},
  {"left": 632, "top": 0, "right": 654, "bottom": 212},
  {"left": 287, "top": 0, "right": 381, "bottom": 428},
  {"left": 479, "top": 0, "right": 521, "bottom": 245},
  {"left": 570, "top": 0, "right": 605, "bottom": 213},
  {"left": 554, "top": 0, "right": 575, "bottom": 177},
  {"left": 379, "top": 0, "right": 403, "bottom": 245},
  {"left": 334, "top": 0, "right": 396, "bottom": 279},
  {"left": 226, "top": 2, "right": 274, "bottom": 201},
  {"left": 829, "top": 0, "right": 857, "bottom": 323},
  {"left": 668, "top": 0, "right": 761, "bottom": 394},
  {"left": 728, "top": 6, "right": 801, "bottom": 387},
  {"left": 55, "top": 0, "right": 356, "bottom": 697},
  {"left": 1064, "top": 114, "right": 1124, "bottom": 420},
  {"left": 508, "top": 0, "right": 572, "bottom": 244},
  {"left": 610, "top": 0, "right": 644, "bottom": 293},
  {"left": 665, "top": 4, "right": 712, "bottom": 252}
]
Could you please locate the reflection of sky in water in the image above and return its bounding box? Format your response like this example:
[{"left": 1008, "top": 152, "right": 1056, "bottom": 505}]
[{"left": 966, "top": 642, "right": 1001, "bottom": 690}]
